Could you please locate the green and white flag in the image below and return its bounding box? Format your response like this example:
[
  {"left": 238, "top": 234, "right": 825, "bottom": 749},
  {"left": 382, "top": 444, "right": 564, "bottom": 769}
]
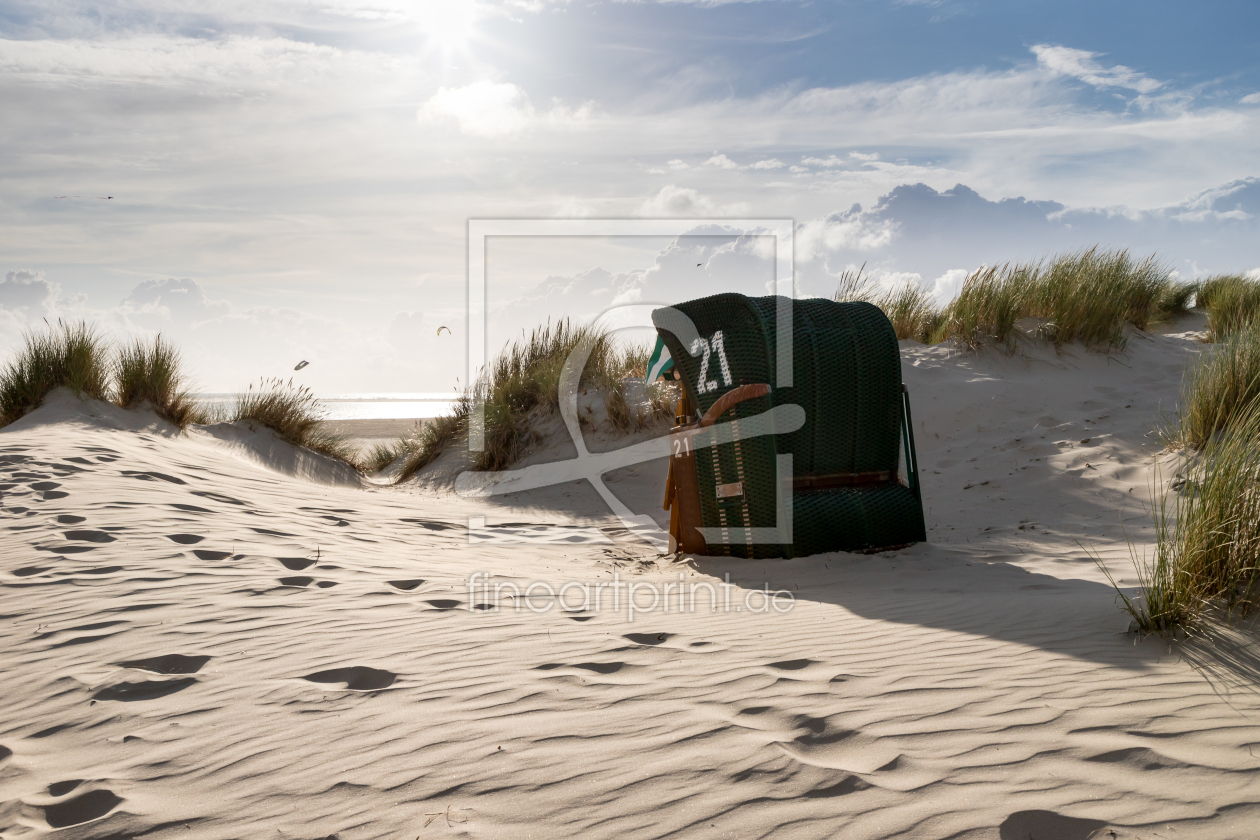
[{"left": 645, "top": 335, "right": 674, "bottom": 384}]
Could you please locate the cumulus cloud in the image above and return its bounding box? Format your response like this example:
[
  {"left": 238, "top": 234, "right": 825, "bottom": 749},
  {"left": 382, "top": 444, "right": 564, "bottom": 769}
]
[
  {"left": 121, "top": 278, "right": 230, "bottom": 324},
  {"left": 1031, "top": 44, "right": 1163, "bottom": 94},
  {"left": 703, "top": 153, "right": 740, "bottom": 169},
  {"left": 797, "top": 205, "right": 897, "bottom": 260},
  {"left": 493, "top": 228, "right": 777, "bottom": 344},
  {"left": 750, "top": 159, "right": 784, "bottom": 170},
  {"left": 928, "top": 268, "right": 970, "bottom": 303},
  {"left": 1243, "top": 93, "right": 1260, "bottom": 105},
  {"left": 0, "top": 270, "right": 56, "bottom": 312},
  {"left": 639, "top": 185, "right": 717, "bottom": 216}
]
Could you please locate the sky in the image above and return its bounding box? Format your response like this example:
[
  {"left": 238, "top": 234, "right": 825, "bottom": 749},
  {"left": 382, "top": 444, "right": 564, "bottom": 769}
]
[{"left": 1, "top": 0, "right": 1258, "bottom": 392}]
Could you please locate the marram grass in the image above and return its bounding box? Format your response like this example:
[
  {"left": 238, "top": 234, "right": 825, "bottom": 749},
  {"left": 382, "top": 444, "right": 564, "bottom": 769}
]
[
  {"left": 230, "top": 378, "right": 358, "bottom": 465},
  {"left": 390, "top": 319, "right": 674, "bottom": 481},
  {"left": 0, "top": 320, "right": 111, "bottom": 427},
  {"left": 1197, "top": 273, "right": 1260, "bottom": 341},
  {"left": 113, "top": 334, "right": 205, "bottom": 428},
  {"left": 835, "top": 248, "right": 1194, "bottom": 350},
  {"left": 1166, "top": 321, "right": 1260, "bottom": 450},
  {"left": 1108, "top": 403, "right": 1260, "bottom": 636}
]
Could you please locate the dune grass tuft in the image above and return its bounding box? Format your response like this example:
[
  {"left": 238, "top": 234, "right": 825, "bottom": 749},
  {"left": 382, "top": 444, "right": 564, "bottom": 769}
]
[
  {"left": 0, "top": 320, "right": 111, "bottom": 427},
  {"left": 230, "top": 377, "right": 358, "bottom": 465},
  {"left": 1197, "top": 274, "right": 1260, "bottom": 341},
  {"left": 113, "top": 334, "right": 205, "bottom": 428},
  {"left": 832, "top": 265, "right": 942, "bottom": 342},
  {"left": 394, "top": 410, "right": 469, "bottom": 482},
  {"left": 1166, "top": 322, "right": 1260, "bottom": 450},
  {"left": 937, "top": 248, "right": 1180, "bottom": 351},
  {"left": 833, "top": 248, "right": 1194, "bottom": 349},
  {"left": 1109, "top": 403, "right": 1260, "bottom": 636},
  {"left": 390, "top": 319, "right": 674, "bottom": 481}
]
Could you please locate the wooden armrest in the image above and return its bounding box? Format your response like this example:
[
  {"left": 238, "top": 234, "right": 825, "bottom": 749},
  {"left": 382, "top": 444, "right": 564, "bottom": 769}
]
[{"left": 698, "top": 384, "right": 771, "bottom": 428}]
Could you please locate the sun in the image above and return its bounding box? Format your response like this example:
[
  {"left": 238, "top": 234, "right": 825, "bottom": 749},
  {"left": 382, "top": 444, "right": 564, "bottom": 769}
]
[{"left": 419, "top": 0, "right": 481, "bottom": 54}]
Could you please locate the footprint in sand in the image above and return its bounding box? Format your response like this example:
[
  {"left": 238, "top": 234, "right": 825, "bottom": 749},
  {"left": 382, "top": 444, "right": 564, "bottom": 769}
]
[
  {"left": 423, "top": 599, "right": 463, "bottom": 611},
  {"left": 166, "top": 534, "right": 204, "bottom": 544},
  {"left": 998, "top": 810, "right": 1107, "bottom": 840},
  {"left": 191, "top": 490, "right": 248, "bottom": 506},
  {"left": 14, "top": 566, "right": 51, "bottom": 577},
  {"left": 120, "top": 470, "right": 186, "bottom": 484},
  {"left": 192, "top": 549, "right": 232, "bottom": 561},
  {"left": 0, "top": 744, "right": 11, "bottom": 762},
  {"left": 279, "top": 576, "right": 314, "bottom": 587},
  {"left": 573, "top": 662, "right": 625, "bottom": 674},
  {"left": 56, "top": 514, "right": 86, "bottom": 524},
  {"left": 42, "top": 788, "right": 123, "bottom": 828},
  {"left": 387, "top": 579, "right": 424, "bottom": 591},
  {"left": 278, "top": 557, "right": 316, "bottom": 570},
  {"left": 766, "top": 659, "right": 817, "bottom": 671},
  {"left": 623, "top": 632, "right": 674, "bottom": 646},
  {"left": 114, "top": 654, "right": 210, "bottom": 674},
  {"left": 92, "top": 677, "right": 197, "bottom": 702},
  {"left": 301, "top": 666, "right": 396, "bottom": 691},
  {"left": 35, "top": 482, "right": 69, "bottom": 500},
  {"left": 64, "top": 530, "right": 116, "bottom": 543},
  {"left": 400, "top": 517, "right": 455, "bottom": 531}
]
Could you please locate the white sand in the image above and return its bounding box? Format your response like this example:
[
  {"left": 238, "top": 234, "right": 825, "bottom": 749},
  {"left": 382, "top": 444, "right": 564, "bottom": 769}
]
[{"left": 3, "top": 321, "right": 1260, "bottom": 839}]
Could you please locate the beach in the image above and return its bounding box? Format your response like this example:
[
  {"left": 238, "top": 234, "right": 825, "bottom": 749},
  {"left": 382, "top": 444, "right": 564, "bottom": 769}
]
[{"left": 2, "top": 322, "right": 1259, "bottom": 839}]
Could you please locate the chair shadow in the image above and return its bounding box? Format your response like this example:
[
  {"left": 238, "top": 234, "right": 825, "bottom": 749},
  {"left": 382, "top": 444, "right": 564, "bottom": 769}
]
[{"left": 688, "top": 543, "right": 1182, "bottom": 672}]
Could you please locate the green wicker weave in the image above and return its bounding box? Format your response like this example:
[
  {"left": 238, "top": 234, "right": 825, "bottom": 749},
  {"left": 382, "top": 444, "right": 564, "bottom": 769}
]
[{"left": 652, "top": 293, "right": 926, "bottom": 558}]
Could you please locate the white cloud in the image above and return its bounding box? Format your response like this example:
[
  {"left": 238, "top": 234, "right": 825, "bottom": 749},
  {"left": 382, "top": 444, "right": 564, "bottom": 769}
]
[
  {"left": 750, "top": 159, "right": 784, "bottom": 169},
  {"left": 928, "top": 268, "right": 970, "bottom": 303},
  {"left": 849, "top": 151, "right": 880, "bottom": 161},
  {"left": 419, "top": 80, "right": 534, "bottom": 137},
  {"left": 1242, "top": 93, "right": 1260, "bottom": 105},
  {"left": 703, "top": 152, "right": 740, "bottom": 169},
  {"left": 796, "top": 211, "right": 897, "bottom": 258},
  {"left": 1031, "top": 44, "right": 1163, "bottom": 94},
  {"left": 638, "top": 185, "right": 716, "bottom": 216},
  {"left": 0, "top": 35, "right": 398, "bottom": 90},
  {"left": 0, "top": 269, "right": 56, "bottom": 312},
  {"left": 801, "top": 155, "right": 846, "bottom": 168},
  {"left": 667, "top": 159, "right": 689, "bottom": 170}
]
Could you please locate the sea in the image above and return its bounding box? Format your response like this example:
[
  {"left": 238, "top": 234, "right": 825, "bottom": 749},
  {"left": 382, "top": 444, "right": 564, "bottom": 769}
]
[{"left": 195, "top": 393, "right": 458, "bottom": 420}]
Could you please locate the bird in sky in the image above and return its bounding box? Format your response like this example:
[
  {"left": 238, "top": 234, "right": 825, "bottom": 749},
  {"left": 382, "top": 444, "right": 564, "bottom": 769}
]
[
  {"left": 294, "top": 360, "right": 309, "bottom": 371},
  {"left": 436, "top": 326, "right": 451, "bottom": 336}
]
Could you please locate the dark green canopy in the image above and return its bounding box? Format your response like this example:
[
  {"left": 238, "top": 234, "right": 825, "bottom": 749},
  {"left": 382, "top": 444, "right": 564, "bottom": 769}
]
[{"left": 653, "top": 293, "right": 926, "bottom": 558}]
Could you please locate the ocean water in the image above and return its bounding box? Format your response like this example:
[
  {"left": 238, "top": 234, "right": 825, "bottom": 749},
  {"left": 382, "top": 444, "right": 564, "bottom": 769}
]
[{"left": 195, "top": 393, "right": 457, "bottom": 420}]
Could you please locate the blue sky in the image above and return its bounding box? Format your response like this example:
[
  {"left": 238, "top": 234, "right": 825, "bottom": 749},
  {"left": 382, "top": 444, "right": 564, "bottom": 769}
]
[{"left": 0, "top": 0, "right": 1258, "bottom": 391}]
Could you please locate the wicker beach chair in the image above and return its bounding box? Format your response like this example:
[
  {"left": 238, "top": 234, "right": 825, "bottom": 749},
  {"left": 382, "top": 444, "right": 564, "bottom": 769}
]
[{"left": 654, "top": 293, "right": 926, "bottom": 558}]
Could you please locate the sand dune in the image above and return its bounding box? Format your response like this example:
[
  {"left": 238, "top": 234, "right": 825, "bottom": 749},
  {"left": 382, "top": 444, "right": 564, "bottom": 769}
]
[{"left": 3, "top": 325, "right": 1260, "bottom": 839}]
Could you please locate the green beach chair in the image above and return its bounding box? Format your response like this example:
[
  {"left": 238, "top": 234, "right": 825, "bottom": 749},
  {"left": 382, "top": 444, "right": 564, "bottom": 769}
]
[{"left": 653, "top": 293, "right": 926, "bottom": 558}]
